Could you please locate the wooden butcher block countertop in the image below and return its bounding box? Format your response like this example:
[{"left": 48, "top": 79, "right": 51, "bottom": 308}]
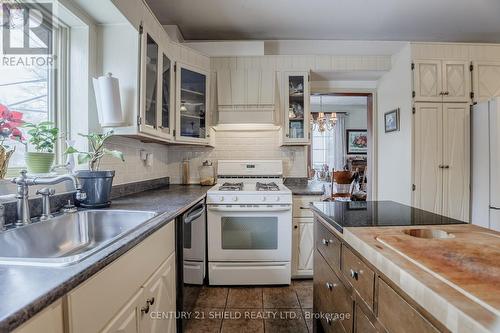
[{"left": 342, "top": 224, "right": 500, "bottom": 333}]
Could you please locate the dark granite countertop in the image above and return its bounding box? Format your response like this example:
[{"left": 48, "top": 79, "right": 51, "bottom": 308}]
[
  {"left": 284, "top": 179, "right": 326, "bottom": 196},
  {"left": 311, "top": 200, "right": 467, "bottom": 234},
  {"left": 0, "top": 185, "right": 209, "bottom": 333}
]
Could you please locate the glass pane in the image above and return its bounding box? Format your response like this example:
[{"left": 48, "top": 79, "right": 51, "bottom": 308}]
[
  {"left": 180, "top": 68, "right": 206, "bottom": 139},
  {"left": 161, "top": 54, "right": 171, "bottom": 130},
  {"left": 144, "top": 35, "right": 158, "bottom": 127},
  {"left": 288, "top": 75, "right": 305, "bottom": 139},
  {"left": 221, "top": 217, "right": 278, "bottom": 250}
]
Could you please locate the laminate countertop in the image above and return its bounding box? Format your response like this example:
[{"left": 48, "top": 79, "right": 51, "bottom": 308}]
[
  {"left": 0, "top": 185, "right": 210, "bottom": 333},
  {"left": 317, "top": 214, "right": 500, "bottom": 333}
]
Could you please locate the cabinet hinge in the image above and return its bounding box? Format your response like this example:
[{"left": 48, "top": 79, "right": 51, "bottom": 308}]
[
  {"left": 470, "top": 63, "right": 474, "bottom": 72},
  {"left": 137, "top": 116, "right": 142, "bottom": 125},
  {"left": 173, "top": 129, "right": 176, "bottom": 137},
  {"left": 412, "top": 184, "right": 416, "bottom": 191},
  {"left": 174, "top": 64, "right": 177, "bottom": 72},
  {"left": 470, "top": 91, "right": 475, "bottom": 100},
  {"left": 411, "top": 63, "right": 415, "bottom": 70},
  {"left": 412, "top": 91, "right": 416, "bottom": 98},
  {"left": 139, "top": 24, "right": 143, "bottom": 34},
  {"left": 412, "top": 107, "right": 416, "bottom": 114}
]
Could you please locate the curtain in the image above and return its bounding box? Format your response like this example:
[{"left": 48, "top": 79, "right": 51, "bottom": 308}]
[{"left": 333, "top": 114, "right": 346, "bottom": 171}]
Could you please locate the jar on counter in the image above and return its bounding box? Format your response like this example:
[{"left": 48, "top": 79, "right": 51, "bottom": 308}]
[{"left": 198, "top": 160, "right": 215, "bottom": 186}]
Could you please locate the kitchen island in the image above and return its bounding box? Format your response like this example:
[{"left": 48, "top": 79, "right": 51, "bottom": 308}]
[{"left": 311, "top": 200, "right": 499, "bottom": 333}]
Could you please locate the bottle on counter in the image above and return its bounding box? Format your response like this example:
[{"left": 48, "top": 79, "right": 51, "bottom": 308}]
[
  {"left": 182, "top": 159, "right": 190, "bottom": 185},
  {"left": 198, "top": 160, "right": 215, "bottom": 186}
]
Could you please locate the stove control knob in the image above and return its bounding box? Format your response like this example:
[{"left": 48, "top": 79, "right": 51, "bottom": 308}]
[
  {"left": 219, "top": 196, "right": 224, "bottom": 202},
  {"left": 232, "top": 196, "right": 238, "bottom": 202},
  {"left": 276, "top": 196, "right": 281, "bottom": 202}
]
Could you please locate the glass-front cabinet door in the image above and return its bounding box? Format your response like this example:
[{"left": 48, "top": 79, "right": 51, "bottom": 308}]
[
  {"left": 283, "top": 71, "right": 310, "bottom": 145},
  {"left": 176, "top": 63, "right": 209, "bottom": 143},
  {"left": 139, "top": 27, "right": 174, "bottom": 141}
]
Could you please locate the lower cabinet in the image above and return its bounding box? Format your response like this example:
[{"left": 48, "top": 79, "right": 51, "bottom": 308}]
[
  {"left": 13, "top": 299, "right": 64, "bottom": 333},
  {"left": 313, "top": 218, "right": 443, "bottom": 333},
  {"left": 67, "top": 221, "right": 176, "bottom": 333}
]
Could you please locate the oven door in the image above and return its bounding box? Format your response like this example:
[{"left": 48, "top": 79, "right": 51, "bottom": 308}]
[{"left": 207, "top": 204, "right": 292, "bottom": 261}]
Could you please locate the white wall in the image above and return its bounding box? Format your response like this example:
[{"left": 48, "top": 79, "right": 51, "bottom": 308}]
[{"left": 376, "top": 43, "right": 412, "bottom": 204}]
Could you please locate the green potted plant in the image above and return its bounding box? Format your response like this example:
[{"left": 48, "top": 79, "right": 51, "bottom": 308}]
[
  {"left": 24, "top": 121, "right": 58, "bottom": 174},
  {"left": 65, "top": 131, "right": 124, "bottom": 208}
]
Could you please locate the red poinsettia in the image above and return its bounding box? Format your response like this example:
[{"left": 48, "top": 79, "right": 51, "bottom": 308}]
[{"left": 0, "top": 103, "right": 25, "bottom": 147}]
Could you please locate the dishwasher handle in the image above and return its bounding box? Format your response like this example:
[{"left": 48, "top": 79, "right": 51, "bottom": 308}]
[{"left": 184, "top": 203, "right": 205, "bottom": 224}]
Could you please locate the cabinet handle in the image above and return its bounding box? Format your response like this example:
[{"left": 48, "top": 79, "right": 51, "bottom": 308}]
[
  {"left": 299, "top": 206, "right": 309, "bottom": 210},
  {"left": 325, "top": 317, "right": 334, "bottom": 325},
  {"left": 285, "top": 134, "right": 289, "bottom": 138},
  {"left": 147, "top": 297, "right": 155, "bottom": 306},
  {"left": 325, "top": 282, "right": 337, "bottom": 290},
  {"left": 350, "top": 269, "right": 359, "bottom": 281},
  {"left": 321, "top": 238, "right": 329, "bottom": 246},
  {"left": 141, "top": 304, "right": 150, "bottom": 315},
  {"left": 438, "top": 165, "right": 444, "bottom": 169},
  {"left": 294, "top": 225, "right": 298, "bottom": 229},
  {"left": 444, "top": 91, "right": 450, "bottom": 96},
  {"left": 444, "top": 165, "right": 450, "bottom": 169}
]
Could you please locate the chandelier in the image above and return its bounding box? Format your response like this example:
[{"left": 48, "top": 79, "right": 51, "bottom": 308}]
[{"left": 311, "top": 96, "right": 337, "bottom": 132}]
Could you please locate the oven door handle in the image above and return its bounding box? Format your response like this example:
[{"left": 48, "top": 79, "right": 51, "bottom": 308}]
[{"left": 207, "top": 206, "right": 291, "bottom": 212}]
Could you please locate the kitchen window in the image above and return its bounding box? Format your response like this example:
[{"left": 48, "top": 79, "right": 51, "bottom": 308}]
[{"left": 0, "top": 3, "right": 70, "bottom": 175}]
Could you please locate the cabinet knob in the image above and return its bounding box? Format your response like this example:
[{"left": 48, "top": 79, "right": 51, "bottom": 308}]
[
  {"left": 147, "top": 297, "right": 155, "bottom": 306},
  {"left": 321, "top": 238, "right": 329, "bottom": 246},
  {"left": 294, "top": 225, "right": 298, "bottom": 229},
  {"left": 141, "top": 304, "right": 150, "bottom": 315},
  {"left": 444, "top": 165, "right": 450, "bottom": 169},
  {"left": 444, "top": 91, "right": 450, "bottom": 96},
  {"left": 438, "top": 165, "right": 444, "bottom": 169},
  {"left": 325, "top": 282, "right": 337, "bottom": 290},
  {"left": 350, "top": 269, "right": 359, "bottom": 281},
  {"left": 325, "top": 317, "right": 333, "bottom": 325}
]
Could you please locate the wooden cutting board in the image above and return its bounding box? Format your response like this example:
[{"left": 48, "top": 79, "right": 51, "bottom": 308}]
[{"left": 376, "top": 229, "right": 500, "bottom": 313}]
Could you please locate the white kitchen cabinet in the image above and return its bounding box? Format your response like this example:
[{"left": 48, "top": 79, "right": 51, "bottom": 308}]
[
  {"left": 413, "top": 60, "right": 471, "bottom": 103},
  {"left": 472, "top": 61, "right": 500, "bottom": 103},
  {"left": 13, "top": 299, "right": 63, "bottom": 333},
  {"left": 175, "top": 63, "right": 210, "bottom": 144},
  {"left": 412, "top": 103, "right": 470, "bottom": 221},
  {"left": 282, "top": 71, "right": 311, "bottom": 145},
  {"left": 67, "top": 222, "right": 176, "bottom": 333},
  {"left": 291, "top": 195, "right": 321, "bottom": 278}
]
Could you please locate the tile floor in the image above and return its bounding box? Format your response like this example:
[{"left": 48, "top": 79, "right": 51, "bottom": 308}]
[{"left": 185, "top": 279, "right": 313, "bottom": 333}]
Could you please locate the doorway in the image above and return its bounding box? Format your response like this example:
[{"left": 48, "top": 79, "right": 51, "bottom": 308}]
[{"left": 308, "top": 92, "right": 374, "bottom": 199}]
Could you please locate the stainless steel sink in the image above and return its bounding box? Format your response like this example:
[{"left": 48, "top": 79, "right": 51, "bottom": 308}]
[{"left": 0, "top": 210, "right": 157, "bottom": 267}]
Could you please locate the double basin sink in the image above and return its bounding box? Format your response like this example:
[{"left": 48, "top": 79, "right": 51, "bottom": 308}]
[{"left": 0, "top": 210, "right": 157, "bottom": 267}]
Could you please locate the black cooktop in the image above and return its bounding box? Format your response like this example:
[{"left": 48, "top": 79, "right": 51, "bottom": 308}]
[{"left": 310, "top": 200, "right": 466, "bottom": 233}]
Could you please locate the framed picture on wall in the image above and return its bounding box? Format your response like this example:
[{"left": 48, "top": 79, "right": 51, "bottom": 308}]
[
  {"left": 346, "top": 129, "right": 368, "bottom": 155},
  {"left": 384, "top": 108, "right": 400, "bottom": 133}
]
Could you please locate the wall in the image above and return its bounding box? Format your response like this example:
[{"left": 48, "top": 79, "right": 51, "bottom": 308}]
[
  {"left": 166, "top": 129, "right": 307, "bottom": 183},
  {"left": 376, "top": 43, "right": 412, "bottom": 205}
]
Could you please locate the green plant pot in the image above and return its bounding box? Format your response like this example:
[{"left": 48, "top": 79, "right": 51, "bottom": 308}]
[{"left": 25, "top": 152, "right": 55, "bottom": 174}]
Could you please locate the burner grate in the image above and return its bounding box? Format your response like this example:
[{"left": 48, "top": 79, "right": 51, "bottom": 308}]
[
  {"left": 256, "top": 182, "right": 280, "bottom": 191},
  {"left": 219, "top": 182, "right": 244, "bottom": 191}
]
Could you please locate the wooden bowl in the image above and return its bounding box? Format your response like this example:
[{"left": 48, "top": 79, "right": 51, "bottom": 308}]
[{"left": 333, "top": 171, "right": 355, "bottom": 184}]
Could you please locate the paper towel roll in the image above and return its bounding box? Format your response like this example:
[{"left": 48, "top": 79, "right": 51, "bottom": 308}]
[{"left": 93, "top": 73, "right": 124, "bottom": 127}]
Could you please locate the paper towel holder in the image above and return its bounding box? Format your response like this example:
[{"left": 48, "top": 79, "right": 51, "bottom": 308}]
[{"left": 93, "top": 72, "right": 126, "bottom": 127}]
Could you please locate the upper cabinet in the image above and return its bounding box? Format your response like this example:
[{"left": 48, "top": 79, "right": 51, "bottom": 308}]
[
  {"left": 139, "top": 27, "right": 175, "bottom": 141},
  {"left": 472, "top": 61, "right": 500, "bottom": 103},
  {"left": 413, "top": 60, "right": 471, "bottom": 103},
  {"left": 176, "top": 63, "right": 210, "bottom": 144},
  {"left": 282, "top": 71, "right": 310, "bottom": 145}
]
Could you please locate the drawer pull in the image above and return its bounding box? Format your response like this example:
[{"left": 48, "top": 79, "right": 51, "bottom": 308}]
[
  {"left": 350, "top": 269, "right": 360, "bottom": 281},
  {"left": 325, "top": 317, "right": 336, "bottom": 325},
  {"left": 325, "top": 282, "right": 337, "bottom": 290},
  {"left": 322, "top": 238, "right": 329, "bottom": 246},
  {"left": 141, "top": 304, "right": 150, "bottom": 315},
  {"left": 299, "top": 206, "right": 309, "bottom": 210},
  {"left": 147, "top": 297, "right": 155, "bottom": 306}
]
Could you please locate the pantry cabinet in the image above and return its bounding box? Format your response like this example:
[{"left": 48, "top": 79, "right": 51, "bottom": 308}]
[
  {"left": 175, "top": 63, "right": 210, "bottom": 144},
  {"left": 282, "top": 71, "right": 311, "bottom": 145},
  {"left": 412, "top": 102, "right": 470, "bottom": 221},
  {"left": 472, "top": 61, "right": 500, "bottom": 102},
  {"left": 413, "top": 60, "right": 471, "bottom": 103}
]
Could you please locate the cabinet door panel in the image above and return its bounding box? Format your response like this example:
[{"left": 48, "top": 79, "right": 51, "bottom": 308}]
[
  {"left": 216, "top": 70, "right": 232, "bottom": 106},
  {"left": 442, "top": 103, "right": 470, "bottom": 221},
  {"left": 413, "top": 103, "right": 443, "bottom": 215},
  {"left": 298, "top": 220, "right": 314, "bottom": 274},
  {"left": 246, "top": 70, "right": 260, "bottom": 105},
  {"left": 442, "top": 61, "right": 470, "bottom": 102},
  {"left": 230, "top": 69, "right": 246, "bottom": 105},
  {"left": 101, "top": 289, "right": 142, "bottom": 333},
  {"left": 414, "top": 60, "right": 442, "bottom": 102},
  {"left": 141, "top": 253, "right": 177, "bottom": 333},
  {"left": 473, "top": 61, "right": 500, "bottom": 103},
  {"left": 260, "top": 70, "right": 276, "bottom": 105},
  {"left": 283, "top": 71, "right": 310, "bottom": 145}
]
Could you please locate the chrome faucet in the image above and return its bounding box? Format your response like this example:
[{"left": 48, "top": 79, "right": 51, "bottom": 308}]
[{"left": 11, "top": 170, "right": 87, "bottom": 226}]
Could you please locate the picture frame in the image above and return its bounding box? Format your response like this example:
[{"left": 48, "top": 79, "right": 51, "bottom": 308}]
[
  {"left": 346, "top": 129, "right": 368, "bottom": 155},
  {"left": 384, "top": 108, "right": 400, "bottom": 133}
]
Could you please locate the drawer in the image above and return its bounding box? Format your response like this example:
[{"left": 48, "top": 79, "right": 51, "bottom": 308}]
[
  {"left": 315, "top": 221, "right": 341, "bottom": 274},
  {"left": 341, "top": 245, "right": 375, "bottom": 310},
  {"left": 314, "top": 250, "right": 354, "bottom": 333},
  {"left": 293, "top": 196, "right": 321, "bottom": 217},
  {"left": 355, "top": 305, "right": 378, "bottom": 333},
  {"left": 378, "top": 279, "right": 439, "bottom": 333}
]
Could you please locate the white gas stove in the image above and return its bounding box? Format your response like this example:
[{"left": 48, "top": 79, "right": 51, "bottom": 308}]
[{"left": 206, "top": 160, "right": 292, "bottom": 285}]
